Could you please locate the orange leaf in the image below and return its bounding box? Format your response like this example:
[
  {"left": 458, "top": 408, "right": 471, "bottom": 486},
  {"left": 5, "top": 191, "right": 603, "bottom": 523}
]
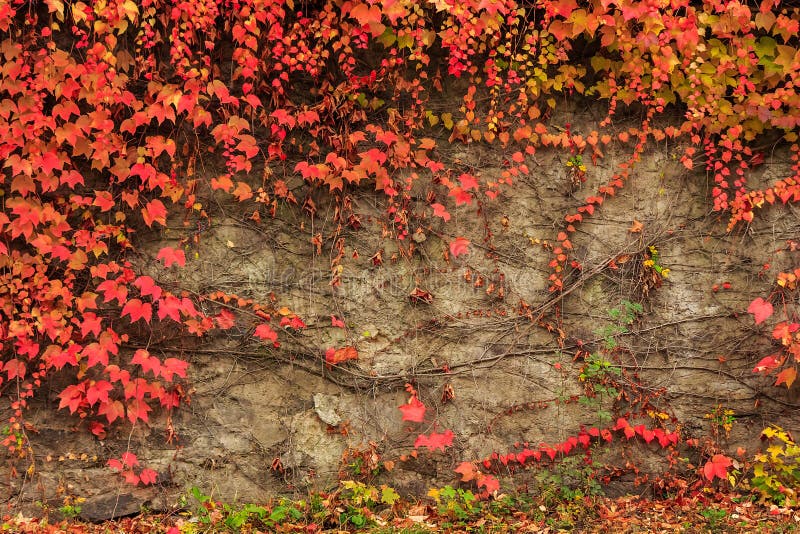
[
  {"left": 142, "top": 199, "right": 167, "bottom": 227},
  {"left": 628, "top": 219, "right": 643, "bottom": 233},
  {"left": 325, "top": 346, "right": 358, "bottom": 365},
  {"left": 775, "top": 366, "right": 797, "bottom": 388},
  {"left": 454, "top": 461, "right": 479, "bottom": 482}
]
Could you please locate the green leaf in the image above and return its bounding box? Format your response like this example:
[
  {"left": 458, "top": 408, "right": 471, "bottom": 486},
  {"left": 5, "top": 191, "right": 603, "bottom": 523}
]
[
  {"left": 381, "top": 486, "right": 400, "bottom": 505},
  {"left": 755, "top": 36, "right": 777, "bottom": 60}
]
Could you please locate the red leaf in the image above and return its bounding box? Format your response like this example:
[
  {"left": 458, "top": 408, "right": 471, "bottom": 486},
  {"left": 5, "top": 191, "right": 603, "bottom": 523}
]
[
  {"left": 134, "top": 276, "right": 162, "bottom": 300},
  {"left": 449, "top": 237, "right": 470, "bottom": 258},
  {"left": 57, "top": 384, "right": 86, "bottom": 414},
  {"left": 215, "top": 309, "right": 236, "bottom": 329},
  {"left": 86, "top": 380, "right": 113, "bottom": 406},
  {"left": 93, "top": 191, "right": 115, "bottom": 212},
  {"left": 97, "top": 279, "right": 128, "bottom": 304},
  {"left": 254, "top": 323, "right": 278, "bottom": 342},
  {"left": 414, "top": 429, "right": 454, "bottom": 452},
  {"left": 331, "top": 315, "right": 346, "bottom": 328},
  {"left": 161, "top": 358, "right": 189, "bottom": 382},
  {"left": 753, "top": 355, "right": 782, "bottom": 373},
  {"left": 121, "top": 452, "right": 139, "bottom": 468},
  {"left": 748, "top": 298, "right": 773, "bottom": 325},
  {"left": 107, "top": 458, "right": 123, "bottom": 472},
  {"left": 142, "top": 199, "right": 167, "bottom": 227},
  {"left": 280, "top": 316, "right": 306, "bottom": 329},
  {"left": 449, "top": 187, "right": 473, "bottom": 205},
  {"left": 123, "top": 471, "right": 140, "bottom": 485},
  {"left": 477, "top": 474, "right": 500, "bottom": 494},
  {"left": 89, "top": 421, "right": 106, "bottom": 439},
  {"left": 98, "top": 400, "right": 125, "bottom": 424},
  {"left": 703, "top": 454, "right": 732, "bottom": 481},
  {"left": 613, "top": 417, "right": 629, "bottom": 430},
  {"left": 409, "top": 287, "right": 434, "bottom": 303},
  {"left": 4, "top": 358, "right": 26, "bottom": 380},
  {"left": 139, "top": 468, "right": 158, "bottom": 486},
  {"left": 399, "top": 396, "right": 426, "bottom": 423},
  {"left": 156, "top": 247, "right": 186, "bottom": 267},
  {"left": 431, "top": 203, "right": 451, "bottom": 221},
  {"left": 127, "top": 398, "right": 152, "bottom": 423},
  {"left": 458, "top": 173, "right": 479, "bottom": 191},
  {"left": 121, "top": 298, "right": 152, "bottom": 324},
  {"left": 132, "top": 349, "right": 160, "bottom": 376}
]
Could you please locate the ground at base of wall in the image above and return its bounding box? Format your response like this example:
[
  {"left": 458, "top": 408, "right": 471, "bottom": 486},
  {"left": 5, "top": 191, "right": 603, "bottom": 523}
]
[{"left": 3, "top": 490, "right": 798, "bottom": 533}]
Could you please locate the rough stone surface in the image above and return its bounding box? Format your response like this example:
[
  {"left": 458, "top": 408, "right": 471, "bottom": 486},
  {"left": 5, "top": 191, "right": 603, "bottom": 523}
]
[{"left": 5, "top": 135, "right": 800, "bottom": 511}]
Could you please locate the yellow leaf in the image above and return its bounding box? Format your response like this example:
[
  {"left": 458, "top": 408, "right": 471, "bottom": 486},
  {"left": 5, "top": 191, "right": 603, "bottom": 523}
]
[
  {"left": 441, "top": 113, "right": 454, "bottom": 130},
  {"left": 120, "top": 0, "right": 139, "bottom": 21}
]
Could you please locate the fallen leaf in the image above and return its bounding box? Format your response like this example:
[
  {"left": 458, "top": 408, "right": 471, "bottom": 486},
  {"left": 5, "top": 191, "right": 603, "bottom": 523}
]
[{"left": 628, "top": 219, "right": 644, "bottom": 233}]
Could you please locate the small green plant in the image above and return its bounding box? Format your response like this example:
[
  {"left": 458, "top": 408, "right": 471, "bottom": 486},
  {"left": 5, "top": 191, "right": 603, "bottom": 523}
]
[
  {"left": 608, "top": 300, "right": 643, "bottom": 325},
  {"left": 189, "top": 486, "right": 218, "bottom": 526},
  {"left": 578, "top": 353, "right": 621, "bottom": 423},
  {"left": 221, "top": 503, "right": 268, "bottom": 530},
  {"left": 428, "top": 485, "right": 481, "bottom": 522},
  {"left": 534, "top": 455, "right": 604, "bottom": 506},
  {"left": 578, "top": 301, "right": 637, "bottom": 423},
  {"left": 699, "top": 506, "right": 728, "bottom": 532},
  {"left": 579, "top": 353, "right": 622, "bottom": 383},
  {"left": 750, "top": 425, "right": 800, "bottom": 507},
  {"left": 338, "top": 480, "right": 400, "bottom": 529},
  {"left": 58, "top": 498, "right": 84, "bottom": 519},
  {"left": 265, "top": 499, "right": 304, "bottom": 526},
  {"left": 187, "top": 487, "right": 306, "bottom": 530},
  {"left": 596, "top": 300, "right": 643, "bottom": 350}
]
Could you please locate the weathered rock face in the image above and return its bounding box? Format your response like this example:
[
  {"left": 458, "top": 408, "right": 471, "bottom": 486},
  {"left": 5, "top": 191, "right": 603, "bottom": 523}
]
[{"left": 6, "top": 137, "right": 800, "bottom": 516}]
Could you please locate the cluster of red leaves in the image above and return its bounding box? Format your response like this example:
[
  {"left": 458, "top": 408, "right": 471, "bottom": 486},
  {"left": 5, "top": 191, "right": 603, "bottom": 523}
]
[
  {"left": 398, "top": 383, "right": 455, "bottom": 453},
  {"left": 748, "top": 281, "right": 800, "bottom": 390},
  {"left": 455, "top": 417, "right": 681, "bottom": 495}
]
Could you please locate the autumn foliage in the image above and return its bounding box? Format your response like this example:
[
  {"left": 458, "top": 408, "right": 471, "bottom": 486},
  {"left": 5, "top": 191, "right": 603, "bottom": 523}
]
[{"left": 1, "top": 0, "right": 800, "bottom": 493}]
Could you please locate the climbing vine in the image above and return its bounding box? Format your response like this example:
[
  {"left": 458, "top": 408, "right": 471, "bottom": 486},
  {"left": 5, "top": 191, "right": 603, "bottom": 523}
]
[{"left": 1, "top": 0, "right": 799, "bottom": 495}]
